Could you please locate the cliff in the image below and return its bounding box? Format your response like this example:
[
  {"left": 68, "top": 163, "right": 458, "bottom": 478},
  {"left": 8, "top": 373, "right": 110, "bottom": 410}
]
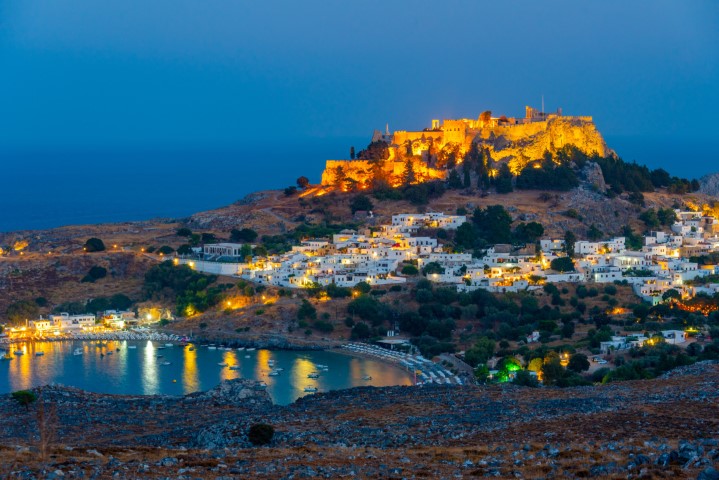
[
  {"left": 319, "top": 112, "right": 612, "bottom": 188},
  {"left": 477, "top": 116, "right": 611, "bottom": 173}
]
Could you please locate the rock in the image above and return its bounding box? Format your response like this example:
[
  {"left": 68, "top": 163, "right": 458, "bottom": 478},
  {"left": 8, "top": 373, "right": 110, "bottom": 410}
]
[
  {"left": 159, "top": 457, "right": 178, "bottom": 467},
  {"left": 700, "top": 173, "right": 719, "bottom": 197},
  {"left": 698, "top": 467, "right": 719, "bottom": 480}
]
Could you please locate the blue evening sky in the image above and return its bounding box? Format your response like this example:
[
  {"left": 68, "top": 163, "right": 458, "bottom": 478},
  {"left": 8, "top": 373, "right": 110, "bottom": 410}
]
[{"left": 0, "top": 1, "right": 717, "bottom": 230}]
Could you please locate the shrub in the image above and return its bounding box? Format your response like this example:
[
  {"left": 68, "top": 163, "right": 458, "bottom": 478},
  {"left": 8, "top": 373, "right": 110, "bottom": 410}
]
[
  {"left": 401, "top": 265, "right": 419, "bottom": 276},
  {"left": 82, "top": 265, "right": 108, "bottom": 283},
  {"left": 313, "top": 320, "right": 334, "bottom": 333},
  {"left": 83, "top": 238, "right": 105, "bottom": 252},
  {"left": 11, "top": 390, "right": 37, "bottom": 411},
  {"left": 248, "top": 423, "right": 275, "bottom": 446},
  {"left": 550, "top": 257, "right": 575, "bottom": 272},
  {"left": 176, "top": 227, "right": 192, "bottom": 237}
]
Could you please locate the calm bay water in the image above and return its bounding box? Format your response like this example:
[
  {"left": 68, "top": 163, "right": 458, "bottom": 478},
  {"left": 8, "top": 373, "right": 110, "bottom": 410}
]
[{"left": 0, "top": 341, "right": 412, "bottom": 405}]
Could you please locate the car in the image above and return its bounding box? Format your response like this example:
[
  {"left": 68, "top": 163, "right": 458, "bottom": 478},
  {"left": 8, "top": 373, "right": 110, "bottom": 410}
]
[{"left": 597, "top": 359, "right": 608, "bottom": 365}]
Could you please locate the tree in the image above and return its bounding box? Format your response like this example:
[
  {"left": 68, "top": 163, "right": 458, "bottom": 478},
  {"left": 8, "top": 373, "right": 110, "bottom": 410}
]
[
  {"left": 297, "top": 299, "right": 316, "bottom": 321},
  {"left": 351, "top": 322, "right": 371, "bottom": 339},
  {"left": 567, "top": 353, "right": 590, "bottom": 373},
  {"left": 83, "top": 238, "right": 105, "bottom": 252},
  {"left": 296, "top": 176, "right": 310, "bottom": 189},
  {"left": 401, "top": 265, "right": 419, "bottom": 275},
  {"left": 550, "top": 257, "right": 575, "bottom": 272},
  {"left": 473, "top": 205, "right": 513, "bottom": 244},
  {"left": 230, "top": 228, "right": 258, "bottom": 243},
  {"left": 353, "top": 282, "right": 371, "bottom": 295},
  {"left": 454, "top": 222, "right": 480, "bottom": 250},
  {"left": 464, "top": 337, "right": 495, "bottom": 367},
  {"left": 403, "top": 158, "right": 416, "bottom": 186},
  {"left": 248, "top": 423, "right": 274, "bottom": 445},
  {"left": 82, "top": 265, "right": 107, "bottom": 283},
  {"left": 513, "top": 222, "right": 544, "bottom": 243},
  {"left": 284, "top": 186, "right": 297, "bottom": 196},
  {"left": 587, "top": 224, "right": 603, "bottom": 241},
  {"left": 11, "top": 390, "right": 37, "bottom": 411},
  {"left": 350, "top": 146, "right": 355, "bottom": 159},
  {"left": 541, "top": 355, "right": 566, "bottom": 386},
  {"left": 447, "top": 170, "right": 463, "bottom": 189},
  {"left": 512, "top": 370, "right": 539, "bottom": 387},
  {"left": 6, "top": 300, "right": 40, "bottom": 325},
  {"left": 157, "top": 245, "right": 174, "bottom": 255},
  {"left": 494, "top": 164, "right": 513, "bottom": 193},
  {"left": 563, "top": 230, "right": 577, "bottom": 258},
  {"left": 662, "top": 289, "right": 681, "bottom": 302},
  {"left": 350, "top": 194, "right": 373, "bottom": 214},
  {"left": 176, "top": 227, "right": 192, "bottom": 237},
  {"left": 177, "top": 244, "right": 193, "bottom": 255}
]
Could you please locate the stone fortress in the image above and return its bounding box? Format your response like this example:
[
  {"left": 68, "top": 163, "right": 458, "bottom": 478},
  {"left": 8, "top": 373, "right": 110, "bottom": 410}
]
[{"left": 320, "top": 105, "right": 611, "bottom": 189}]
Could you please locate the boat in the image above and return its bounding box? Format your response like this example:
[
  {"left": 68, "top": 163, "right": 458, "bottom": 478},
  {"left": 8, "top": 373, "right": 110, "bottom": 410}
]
[
  {"left": 14, "top": 350, "right": 23, "bottom": 355},
  {"left": 188, "top": 347, "right": 195, "bottom": 351},
  {"left": 246, "top": 347, "right": 256, "bottom": 351},
  {"left": 164, "top": 343, "right": 173, "bottom": 347},
  {"left": 73, "top": 348, "right": 83, "bottom": 356},
  {"left": 307, "top": 373, "right": 319, "bottom": 379},
  {"left": 362, "top": 375, "right": 372, "bottom": 381},
  {"left": 208, "top": 346, "right": 217, "bottom": 350},
  {"left": 236, "top": 347, "right": 245, "bottom": 351},
  {"left": 257, "top": 382, "right": 268, "bottom": 388},
  {"left": 156, "top": 354, "right": 164, "bottom": 358},
  {"left": 304, "top": 386, "right": 318, "bottom": 393},
  {"left": 218, "top": 362, "right": 228, "bottom": 367},
  {"left": 161, "top": 361, "right": 171, "bottom": 366},
  {"left": 274, "top": 367, "right": 284, "bottom": 372},
  {"left": 268, "top": 371, "right": 280, "bottom": 376},
  {"left": 316, "top": 364, "right": 327, "bottom": 369},
  {"left": 229, "top": 366, "right": 241, "bottom": 370},
  {"left": 1, "top": 354, "right": 13, "bottom": 361},
  {"left": 244, "top": 355, "right": 250, "bottom": 358},
  {"left": 128, "top": 345, "right": 137, "bottom": 349},
  {"left": 267, "top": 360, "right": 275, "bottom": 366},
  {"left": 106, "top": 351, "right": 113, "bottom": 355},
  {"left": 35, "top": 352, "right": 45, "bottom": 356},
  {"left": 157, "top": 346, "right": 166, "bottom": 350}
]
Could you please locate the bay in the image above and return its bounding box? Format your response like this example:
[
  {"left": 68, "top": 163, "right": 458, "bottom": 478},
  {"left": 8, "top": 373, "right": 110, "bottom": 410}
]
[{"left": 0, "top": 340, "right": 413, "bottom": 405}]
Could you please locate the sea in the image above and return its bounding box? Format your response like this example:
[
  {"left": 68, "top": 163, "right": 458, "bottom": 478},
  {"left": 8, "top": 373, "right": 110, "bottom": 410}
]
[
  {"left": 0, "top": 341, "right": 413, "bottom": 405},
  {"left": 0, "top": 136, "right": 716, "bottom": 233}
]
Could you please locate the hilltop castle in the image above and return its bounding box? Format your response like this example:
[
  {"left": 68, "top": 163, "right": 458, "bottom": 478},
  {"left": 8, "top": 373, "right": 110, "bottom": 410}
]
[{"left": 320, "top": 106, "right": 611, "bottom": 189}]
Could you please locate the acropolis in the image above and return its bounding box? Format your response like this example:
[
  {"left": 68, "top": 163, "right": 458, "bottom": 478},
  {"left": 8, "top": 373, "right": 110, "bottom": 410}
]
[{"left": 320, "top": 105, "right": 611, "bottom": 189}]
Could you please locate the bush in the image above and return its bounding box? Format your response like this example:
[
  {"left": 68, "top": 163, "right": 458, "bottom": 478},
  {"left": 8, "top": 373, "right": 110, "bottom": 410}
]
[
  {"left": 297, "top": 299, "right": 317, "bottom": 321},
  {"left": 11, "top": 390, "right": 37, "bottom": 411},
  {"left": 313, "top": 320, "right": 334, "bottom": 333},
  {"left": 350, "top": 194, "right": 374, "bottom": 214},
  {"left": 84, "top": 238, "right": 105, "bottom": 252},
  {"left": 401, "top": 265, "right": 419, "bottom": 276},
  {"left": 512, "top": 370, "right": 539, "bottom": 387},
  {"left": 85, "top": 265, "right": 107, "bottom": 282},
  {"left": 157, "top": 245, "right": 175, "bottom": 255},
  {"left": 248, "top": 423, "right": 275, "bottom": 446},
  {"left": 176, "top": 227, "right": 192, "bottom": 237},
  {"left": 351, "top": 322, "right": 371, "bottom": 339},
  {"left": 550, "top": 257, "right": 575, "bottom": 272}
]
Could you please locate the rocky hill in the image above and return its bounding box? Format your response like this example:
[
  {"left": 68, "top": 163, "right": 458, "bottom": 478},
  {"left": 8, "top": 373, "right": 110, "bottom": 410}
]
[
  {"left": 1, "top": 362, "right": 717, "bottom": 478},
  {"left": 700, "top": 172, "right": 719, "bottom": 197}
]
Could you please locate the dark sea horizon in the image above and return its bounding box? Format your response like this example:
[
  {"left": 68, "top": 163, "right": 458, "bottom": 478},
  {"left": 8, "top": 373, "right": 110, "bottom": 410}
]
[{"left": 0, "top": 136, "right": 716, "bottom": 233}]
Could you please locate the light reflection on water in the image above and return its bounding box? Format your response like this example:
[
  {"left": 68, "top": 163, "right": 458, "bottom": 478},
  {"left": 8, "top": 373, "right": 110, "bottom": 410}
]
[{"left": 0, "top": 341, "right": 413, "bottom": 405}]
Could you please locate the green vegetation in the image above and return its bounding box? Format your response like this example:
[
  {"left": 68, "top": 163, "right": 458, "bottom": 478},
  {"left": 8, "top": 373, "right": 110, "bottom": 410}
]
[
  {"left": 6, "top": 300, "right": 40, "bottom": 325},
  {"left": 350, "top": 194, "right": 373, "bottom": 214},
  {"left": 230, "top": 228, "right": 258, "bottom": 243},
  {"left": 248, "top": 423, "right": 275, "bottom": 446},
  {"left": 11, "top": 390, "right": 37, "bottom": 411},
  {"left": 144, "top": 261, "right": 224, "bottom": 316},
  {"left": 81, "top": 265, "right": 107, "bottom": 283},
  {"left": 83, "top": 238, "right": 105, "bottom": 252}
]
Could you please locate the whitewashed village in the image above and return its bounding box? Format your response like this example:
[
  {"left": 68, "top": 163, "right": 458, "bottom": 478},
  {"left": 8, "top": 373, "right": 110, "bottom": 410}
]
[{"left": 175, "top": 209, "right": 719, "bottom": 354}]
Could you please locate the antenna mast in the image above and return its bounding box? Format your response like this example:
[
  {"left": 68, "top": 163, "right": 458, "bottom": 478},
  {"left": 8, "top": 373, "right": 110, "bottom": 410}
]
[{"left": 541, "top": 94, "right": 544, "bottom": 116}]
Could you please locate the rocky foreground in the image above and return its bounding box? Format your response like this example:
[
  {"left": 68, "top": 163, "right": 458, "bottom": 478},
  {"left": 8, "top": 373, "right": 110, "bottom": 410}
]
[{"left": 1, "top": 363, "right": 718, "bottom": 479}]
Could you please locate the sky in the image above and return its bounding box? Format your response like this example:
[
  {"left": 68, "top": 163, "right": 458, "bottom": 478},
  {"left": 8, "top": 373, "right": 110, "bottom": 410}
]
[{"left": 0, "top": 1, "right": 718, "bottom": 230}]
